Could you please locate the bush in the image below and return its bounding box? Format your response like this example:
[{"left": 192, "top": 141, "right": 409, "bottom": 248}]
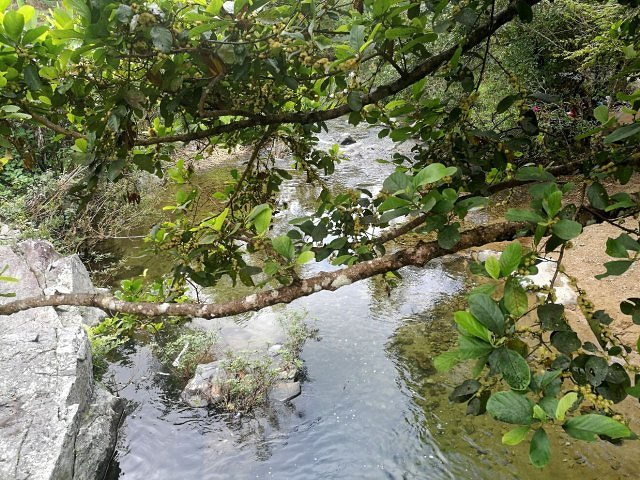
[{"left": 156, "top": 330, "right": 217, "bottom": 381}]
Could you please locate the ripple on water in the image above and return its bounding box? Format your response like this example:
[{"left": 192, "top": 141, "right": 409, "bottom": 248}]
[{"left": 106, "top": 121, "right": 640, "bottom": 479}]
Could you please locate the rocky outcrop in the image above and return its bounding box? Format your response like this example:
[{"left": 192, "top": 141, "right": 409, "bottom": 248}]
[
  {"left": 183, "top": 312, "right": 303, "bottom": 407},
  {"left": 0, "top": 239, "right": 122, "bottom": 480}
]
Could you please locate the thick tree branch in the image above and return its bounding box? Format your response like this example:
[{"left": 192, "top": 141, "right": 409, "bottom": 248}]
[
  {"left": 132, "top": 0, "right": 541, "bottom": 146},
  {"left": 0, "top": 222, "right": 525, "bottom": 320},
  {"left": 25, "top": 110, "right": 85, "bottom": 140},
  {"left": 24, "top": 1, "right": 539, "bottom": 146},
  {"left": 375, "top": 158, "right": 590, "bottom": 245}
]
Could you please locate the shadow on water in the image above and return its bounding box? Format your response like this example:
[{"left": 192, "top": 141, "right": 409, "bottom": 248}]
[{"left": 104, "top": 120, "right": 639, "bottom": 479}]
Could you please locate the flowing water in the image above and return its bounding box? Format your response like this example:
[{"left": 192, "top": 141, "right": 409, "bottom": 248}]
[{"left": 104, "top": 120, "right": 639, "bottom": 479}]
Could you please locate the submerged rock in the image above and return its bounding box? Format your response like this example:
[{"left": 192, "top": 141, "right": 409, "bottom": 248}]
[
  {"left": 340, "top": 135, "right": 357, "bottom": 146},
  {"left": 0, "top": 240, "right": 122, "bottom": 480},
  {"left": 269, "top": 381, "right": 301, "bottom": 402}
]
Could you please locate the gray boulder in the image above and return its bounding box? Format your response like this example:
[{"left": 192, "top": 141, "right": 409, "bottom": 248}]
[
  {"left": 269, "top": 381, "right": 301, "bottom": 402},
  {"left": 182, "top": 361, "right": 228, "bottom": 407},
  {"left": 0, "top": 240, "right": 122, "bottom": 480}
]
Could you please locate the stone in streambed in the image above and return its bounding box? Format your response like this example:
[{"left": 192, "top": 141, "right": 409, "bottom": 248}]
[
  {"left": 182, "top": 361, "right": 227, "bottom": 408},
  {"left": 340, "top": 135, "right": 357, "bottom": 146},
  {"left": 269, "top": 381, "right": 301, "bottom": 402}
]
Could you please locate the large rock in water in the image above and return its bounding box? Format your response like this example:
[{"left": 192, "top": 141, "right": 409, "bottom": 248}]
[
  {"left": 0, "top": 239, "right": 122, "bottom": 480},
  {"left": 183, "top": 311, "right": 302, "bottom": 407}
]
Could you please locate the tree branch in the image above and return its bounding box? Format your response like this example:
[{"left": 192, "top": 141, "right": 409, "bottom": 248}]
[
  {"left": 132, "top": 0, "right": 541, "bottom": 146},
  {"left": 22, "top": 1, "right": 540, "bottom": 146},
  {"left": 0, "top": 222, "right": 525, "bottom": 320},
  {"left": 374, "top": 158, "right": 591, "bottom": 245},
  {"left": 25, "top": 110, "right": 85, "bottom": 140}
]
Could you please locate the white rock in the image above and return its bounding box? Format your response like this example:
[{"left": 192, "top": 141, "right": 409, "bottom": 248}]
[{"left": 523, "top": 260, "right": 578, "bottom": 306}]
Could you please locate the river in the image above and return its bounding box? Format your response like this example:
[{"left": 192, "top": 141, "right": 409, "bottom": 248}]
[{"left": 103, "top": 120, "right": 639, "bottom": 479}]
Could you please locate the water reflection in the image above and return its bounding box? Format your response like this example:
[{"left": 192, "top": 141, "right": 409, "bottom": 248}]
[
  {"left": 105, "top": 120, "right": 639, "bottom": 479},
  {"left": 107, "top": 259, "right": 466, "bottom": 479}
]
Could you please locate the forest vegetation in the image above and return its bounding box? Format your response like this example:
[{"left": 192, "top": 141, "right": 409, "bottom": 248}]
[{"left": 0, "top": 0, "right": 640, "bottom": 468}]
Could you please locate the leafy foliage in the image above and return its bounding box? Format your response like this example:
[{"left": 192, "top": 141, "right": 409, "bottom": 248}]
[{"left": 1, "top": 0, "right": 640, "bottom": 469}]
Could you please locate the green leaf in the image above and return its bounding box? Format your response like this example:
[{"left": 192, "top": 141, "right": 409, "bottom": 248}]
[
  {"left": 505, "top": 208, "right": 545, "bottom": 223},
  {"left": 620, "top": 298, "right": 640, "bottom": 325},
  {"left": 606, "top": 234, "right": 640, "bottom": 259},
  {"left": 593, "top": 105, "right": 609, "bottom": 124},
  {"left": 115, "top": 4, "right": 133, "bottom": 23},
  {"left": 470, "top": 283, "right": 497, "bottom": 296},
  {"left": 542, "top": 190, "right": 562, "bottom": 218},
  {"left": 496, "top": 95, "right": 519, "bottom": 114},
  {"left": 537, "top": 303, "right": 569, "bottom": 331},
  {"left": 296, "top": 250, "right": 315, "bottom": 265},
  {"left": 586, "top": 182, "right": 609, "bottom": 210},
  {"left": 627, "top": 384, "right": 640, "bottom": 398},
  {"left": 516, "top": 166, "right": 555, "bottom": 182},
  {"left": 468, "top": 293, "right": 505, "bottom": 336},
  {"left": 563, "top": 414, "right": 633, "bottom": 441},
  {"left": 454, "top": 311, "right": 492, "bottom": 343},
  {"left": 414, "top": 163, "right": 457, "bottom": 186},
  {"left": 384, "top": 26, "right": 416, "bottom": 40},
  {"left": 529, "top": 428, "right": 551, "bottom": 468},
  {"left": 500, "top": 242, "right": 522, "bottom": 277},
  {"left": 23, "top": 64, "right": 42, "bottom": 91},
  {"left": 64, "top": 0, "right": 90, "bottom": 23},
  {"left": 378, "top": 196, "right": 411, "bottom": 212},
  {"left": 550, "top": 331, "right": 581, "bottom": 354},
  {"left": 459, "top": 335, "right": 494, "bottom": 360},
  {"left": 604, "top": 123, "right": 640, "bottom": 144},
  {"left": 551, "top": 219, "right": 582, "bottom": 240},
  {"left": 490, "top": 347, "right": 531, "bottom": 391},
  {"left": 555, "top": 392, "right": 578, "bottom": 421},
  {"left": 383, "top": 171, "right": 410, "bottom": 193},
  {"left": 614, "top": 233, "right": 640, "bottom": 251},
  {"left": 605, "top": 192, "right": 636, "bottom": 211},
  {"left": 433, "top": 350, "right": 461, "bottom": 372},
  {"left": 347, "top": 91, "right": 363, "bottom": 111},
  {"left": 486, "top": 391, "right": 534, "bottom": 424},
  {"left": 606, "top": 236, "right": 630, "bottom": 258},
  {"left": 585, "top": 356, "right": 609, "bottom": 386},
  {"left": 502, "top": 425, "right": 530, "bottom": 445},
  {"left": 248, "top": 204, "right": 272, "bottom": 235},
  {"left": 349, "top": 23, "right": 365, "bottom": 51},
  {"left": 504, "top": 278, "right": 528, "bottom": 317},
  {"left": 520, "top": 110, "right": 539, "bottom": 135},
  {"left": 212, "top": 208, "right": 228, "bottom": 231},
  {"left": 150, "top": 26, "right": 173, "bottom": 52},
  {"left": 437, "top": 225, "right": 460, "bottom": 250},
  {"left": 485, "top": 256, "right": 500, "bottom": 279},
  {"left": 449, "top": 379, "right": 481, "bottom": 402},
  {"left": 533, "top": 404, "right": 547, "bottom": 421},
  {"left": 373, "top": 0, "right": 393, "bottom": 16},
  {"left": 595, "top": 260, "right": 634, "bottom": 279},
  {"left": 3, "top": 11, "right": 24, "bottom": 41},
  {"left": 538, "top": 395, "right": 559, "bottom": 418},
  {"left": 272, "top": 235, "right": 295, "bottom": 261},
  {"left": 22, "top": 25, "right": 48, "bottom": 44}
]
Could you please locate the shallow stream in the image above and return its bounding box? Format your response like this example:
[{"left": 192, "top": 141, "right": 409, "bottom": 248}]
[{"left": 104, "top": 121, "right": 638, "bottom": 479}]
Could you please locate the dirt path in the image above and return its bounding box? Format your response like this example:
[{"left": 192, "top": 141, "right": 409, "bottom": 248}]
[{"left": 563, "top": 222, "right": 640, "bottom": 349}]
